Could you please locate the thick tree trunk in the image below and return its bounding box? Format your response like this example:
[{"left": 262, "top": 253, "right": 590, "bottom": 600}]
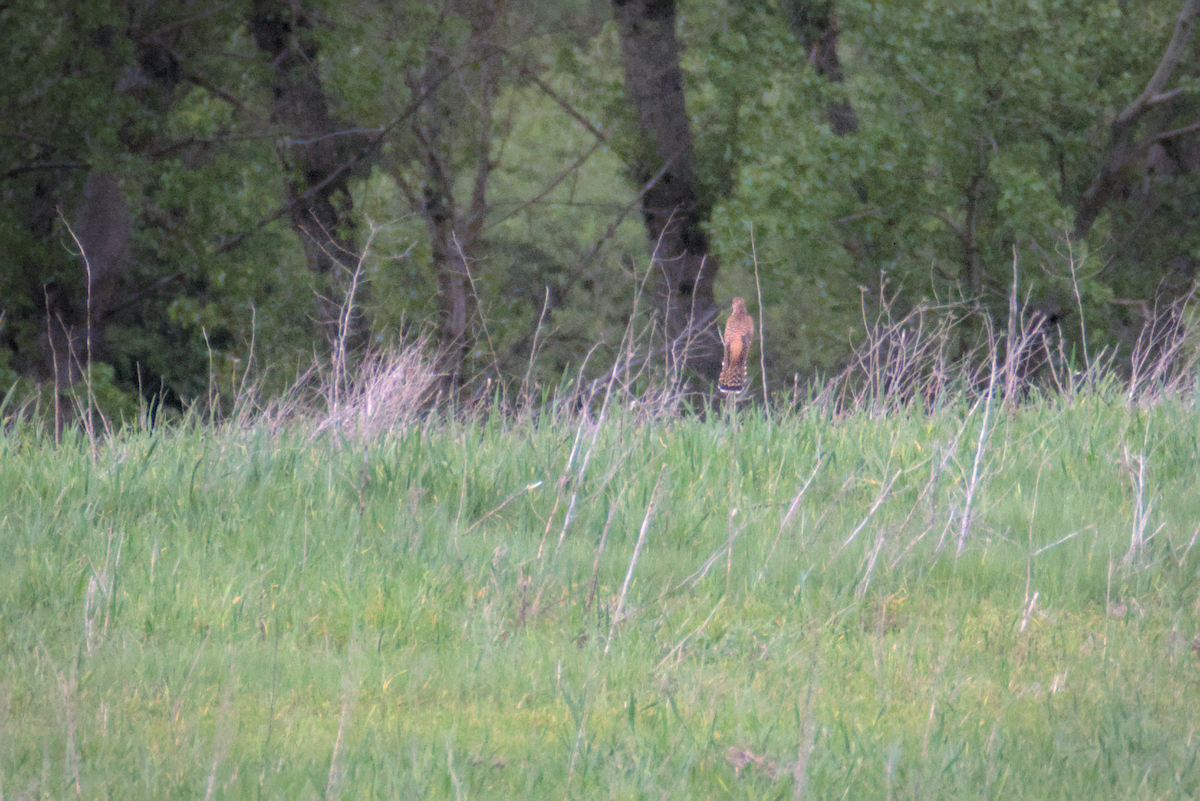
[
  {"left": 3, "top": 13, "right": 166, "bottom": 433},
  {"left": 74, "top": 171, "right": 131, "bottom": 361},
  {"left": 612, "top": 0, "right": 722, "bottom": 383},
  {"left": 251, "top": 1, "right": 369, "bottom": 351},
  {"left": 6, "top": 171, "right": 131, "bottom": 437}
]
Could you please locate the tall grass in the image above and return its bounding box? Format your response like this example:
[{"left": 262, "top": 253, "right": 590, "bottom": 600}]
[{"left": 2, "top": 280, "right": 1200, "bottom": 797}]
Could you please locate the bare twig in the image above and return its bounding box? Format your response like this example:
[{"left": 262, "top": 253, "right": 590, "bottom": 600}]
[
  {"left": 585, "top": 489, "right": 624, "bottom": 612},
  {"left": 1120, "top": 447, "right": 1155, "bottom": 565},
  {"left": 524, "top": 73, "right": 610, "bottom": 145},
  {"left": 750, "top": 225, "right": 770, "bottom": 412},
  {"left": 216, "top": 66, "right": 456, "bottom": 255},
  {"left": 955, "top": 344, "right": 998, "bottom": 557}
]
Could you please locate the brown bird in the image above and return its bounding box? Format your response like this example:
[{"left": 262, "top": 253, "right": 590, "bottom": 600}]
[{"left": 718, "top": 297, "right": 754, "bottom": 395}]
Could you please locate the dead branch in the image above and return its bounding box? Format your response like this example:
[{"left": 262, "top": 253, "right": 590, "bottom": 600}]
[{"left": 1073, "top": 0, "right": 1200, "bottom": 239}]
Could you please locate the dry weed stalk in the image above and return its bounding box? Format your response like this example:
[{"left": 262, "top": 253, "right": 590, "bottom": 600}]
[
  {"left": 324, "top": 666, "right": 357, "bottom": 801},
  {"left": 1000, "top": 255, "right": 1051, "bottom": 408},
  {"left": 313, "top": 340, "right": 440, "bottom": 440},
  {"left": 792, "top": 652, "right": 820, "bottom": 800},
  {"left": 59, "top": 668, "right": 81, "bottom": 798},
  {"left": 56, "top": 212, "right": 113, "bottom": 450},
  {"left": 574, "top": 223, "right": 722, "bottom": 420},
  {"left": 202, "top": 687, "right": 235, "bottom": 801},
  {"left": 808, "top": 242, "right": 1200, "bottom": 422},
  {"left": 605, "top": 466, "right": 667, "bottom": 654},
  {"left": 740, "top": 224, "right": 771, "bottom": 413},
  {"left": 953, "top": 333, "right": 1000, "bottom": 557},
  {"left": 654, "top": 598, "right": 727, "bottom": 670},
  {"left": 1126, "top": 295, "right": 1200, "bottom": 406},
  {"left": 82, "top": 527, "right": 125, "bottom": 655},
  {"left": 578, "top": 250, "right": 687, "bottom": 416},
  {"left": 678, "top": 507, "right": 742, "bottom": 590},
  {"left": 889, "top": 440, "right": 961, "bottom": 568},
  {"left": 857, "top": 525, "right": 890, "bottom": 600},
  {"left": 254, "top": 217, "right": 441, "bottom": 441},
  {"left": 584, "top": 489, "right": 624, "bottom": 613},
  {"left": 832, "top": 469, "right": 900, "bottom": 560},
  {"left": 756, "top": 452, "right": 823, "bottom": 582},
  {"left": 524, "top": 253, "right": 692, "bottom": 623},
  {"left": 814, "top": 297, "right": 970, "bottom": 417},
  {"left": 329, "top": 224, "right": 377, "bottom": 413},
  {"left": 517, "top": 286, "right": 553, "bottom": 414},
  {"left": 1119, "top": 447, "right": 1162, "bottom": 566}
]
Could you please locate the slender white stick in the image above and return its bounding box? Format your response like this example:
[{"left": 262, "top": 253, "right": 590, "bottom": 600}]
[{"left": 606, "top": 466, "right": 667, "bottom": 654}]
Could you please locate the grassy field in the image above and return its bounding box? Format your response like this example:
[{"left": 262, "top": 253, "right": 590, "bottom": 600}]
[{"left": 2, "top": 383, "right": 1200, "bottom": 798}]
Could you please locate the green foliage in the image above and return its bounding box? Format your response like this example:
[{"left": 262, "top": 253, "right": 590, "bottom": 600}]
[
  {"left": 2, "top": 0, "right": 1198, "bottom": 408},
  {"left": 0, "top": 0, "right": 328, "bottom": 411},
  {"left": 699, "top": 0, "right": 1188, "bottom": 384},
  {"left": 324, "top": 3, "right": 649, "bottom": 384}
]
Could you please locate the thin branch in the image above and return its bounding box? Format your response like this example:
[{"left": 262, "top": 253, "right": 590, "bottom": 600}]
[
  {"left": 1155, "top": 119, "right": 1200, "bottom": 142},
  {"left": 1147, "top": 86, "right": 1187, "bottom": 106},
  {"left": 146, "top": 132, "right": 278, "bottom": 159},
  {"left": 501, "top": 153, "right": 678, "bottom": 367},
  {"left": 3, "top": 161, "right": 86, "bottom": 179},
  {"left": 923, "top": 207, "right": 965, "bottom": 239},
  {"left": 834, "top": 206, "right": 880, "bottom": 224},
  {"left": 103, "top": 271, "right": 186, "bottom": 319},
  {"left": 525, "top": 73, "right": 609, "bottom": 144},
  {"left": 1115, "top": 0, "right": 1200, "bottom": 128},
  {"left": 487, "top": 139, "right": 605, "bottom": 230},
  {"left": 145, "top": 2, "right": 237, "bottom": 39},
  {"left": 216, "top": 67, "right": 454, "bottom": 255},
  {"left": 144, "top": 35, "right": 261, "bottom": 122},
  {"left": 287, "top": 128, "right": 386, "bottom": 146},
  {"left": 1074, "top": 0, "right": 1200, "bottom": 238}
]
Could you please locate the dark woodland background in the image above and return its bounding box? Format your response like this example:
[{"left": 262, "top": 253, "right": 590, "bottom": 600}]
[{"left": 4, "top": 0, "right": 1200, "bottom": 419}]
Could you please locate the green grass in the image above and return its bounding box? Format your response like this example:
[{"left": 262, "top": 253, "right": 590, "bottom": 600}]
[{"left": 2, "top": 392, "right": 1200, "bottom": 798}]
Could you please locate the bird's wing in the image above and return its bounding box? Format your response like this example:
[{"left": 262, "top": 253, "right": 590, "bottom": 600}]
[{"left": 725, "top": 328, "right": 745, "bottom": 362}]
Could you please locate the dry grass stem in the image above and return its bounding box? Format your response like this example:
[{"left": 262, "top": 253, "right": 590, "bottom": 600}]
[
  {"left": 757, "top": 452, "right": 823, "bottom": 582},
  {"left": 833, "top": 469, "right": 900, "bottom": 559},
  {"left": 605, "top": 466, "right": 667, "bottom": 655}
]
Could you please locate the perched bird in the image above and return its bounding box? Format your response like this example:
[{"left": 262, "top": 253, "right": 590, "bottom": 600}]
[{"left": 718, "top": 297, "right": 754, "bottom": 395}]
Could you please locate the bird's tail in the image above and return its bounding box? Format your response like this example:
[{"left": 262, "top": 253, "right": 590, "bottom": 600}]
[{"left": 717, "top": 364, "right": 749, "bottom": 395}]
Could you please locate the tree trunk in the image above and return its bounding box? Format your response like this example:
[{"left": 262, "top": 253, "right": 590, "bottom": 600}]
[
  {"left": 2, "top": 170, "right": 132, "bottom": 437},
  {"left": 251, "top": 1, "right": 369, "bottom": 351},
  {"left": 3, "top": 12, "right": 169, "bottom": 433},
  {"left": 401, "top": 3, "right": 503, "bottom": 397},
  {"left": 417, "top": 83, "right": 477, "bottom": 393},
  {"left": 611, "top": 0, "right": 722, "bottom": 383},
  {"left": 1073, "top": 0, "right": 1200, "bottom": 240},
  {"left": 785, "top": 0, "right": 858, "bottom": 136},
  {"left": 74, "top": 171, "right": 131, "bottom": 361}
]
